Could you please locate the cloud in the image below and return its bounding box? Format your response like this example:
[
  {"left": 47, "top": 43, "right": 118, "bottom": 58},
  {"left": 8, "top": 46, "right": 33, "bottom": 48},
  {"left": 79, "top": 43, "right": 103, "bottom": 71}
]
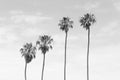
[
  {"left": 91, "top": 21, "right": 120, "bottom": 47},
  {"left": 73, "top": 2, "right": 100, "bottom": 11},
  {"left": 97, "top": 21, "right": 119, "bottom": 37},
  {"left": 6, "top": 10, "right": 53, "bottom": 24},
  {"left": 11, "top": 14, "right": 52, "bottom": 24},
  {"left": 0, "top": 25, "right": 19, "bottom": 44},
  {"left": 9, "top": 10, "right": 24, "bottom": 14},
  {"left": 0, "top": 11, "right": 53, "bottom": 46},
  {"left": 113, "top": 2, "right": 120, "bottom": 11},
  {"left": 0, "top": 17, "right": 6, "bottom": 21}
]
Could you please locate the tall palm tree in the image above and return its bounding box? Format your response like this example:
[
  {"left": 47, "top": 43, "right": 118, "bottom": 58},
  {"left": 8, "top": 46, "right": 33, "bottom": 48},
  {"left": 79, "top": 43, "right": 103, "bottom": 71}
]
[
  {"left": 58, "top": 17, "right": 73, "bottom": 80},
  {"left": 36, "top": 35, "right": 53, "bottom": 80},
  {"left": 79, "top": 13, "right": 96, "bottom": 80},
  {"left": 20, "top": 43, "right": 36, "bottom": 80}
]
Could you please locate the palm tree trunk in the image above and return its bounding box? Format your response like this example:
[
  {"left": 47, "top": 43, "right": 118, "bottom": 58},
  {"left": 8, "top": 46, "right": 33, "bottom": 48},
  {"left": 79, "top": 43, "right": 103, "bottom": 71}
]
[
  {"left": 41, "top": 54, "right": 46, "bottom": 80},
  {"left": 87, "top": 28, "right": 90, "bottom": 80},
  {"left": 25, "top": 62, "right": 27, "bottom": 80},
  {"left": 64, "top": 32, "right": 68, "bottom": 80}
]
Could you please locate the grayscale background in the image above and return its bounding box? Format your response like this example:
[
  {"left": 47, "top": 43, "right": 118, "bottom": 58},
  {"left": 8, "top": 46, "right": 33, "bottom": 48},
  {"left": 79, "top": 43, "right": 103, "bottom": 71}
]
[{"left": 0, "top": 0, "right": 120, "bottom": 80}]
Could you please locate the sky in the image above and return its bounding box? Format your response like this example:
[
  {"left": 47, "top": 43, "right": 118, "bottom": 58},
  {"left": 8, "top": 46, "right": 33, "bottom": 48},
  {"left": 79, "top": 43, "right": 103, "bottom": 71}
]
[{"left": 0, "top": 0, "right": 120, "bottom": 80}]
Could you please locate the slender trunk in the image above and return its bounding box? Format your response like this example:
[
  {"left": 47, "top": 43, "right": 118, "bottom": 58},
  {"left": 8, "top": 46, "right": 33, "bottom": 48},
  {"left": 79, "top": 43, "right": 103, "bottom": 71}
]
[
  {"left": 25, "top": 62, "right": 27, "bottom": 80},
  {"left": 87, "top": 28, "right": 90, "bottom": 80},
  {"left": 64, "top": 32, "right": 68, "bottom": 80},
  {"left": 41, "top": 54, "right": 46, "bottom": 80}
]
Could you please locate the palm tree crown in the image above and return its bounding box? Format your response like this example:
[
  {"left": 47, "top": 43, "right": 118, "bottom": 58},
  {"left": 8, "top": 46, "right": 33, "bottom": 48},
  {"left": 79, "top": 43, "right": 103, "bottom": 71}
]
[
  {"left": 36, "top": 35, "right": 53, "bottom": 54},
  {"left": 20, "top": 43, "right": 36, "bottom": 63},
  {"left": 59, "top": 17, "right": 73, "bottom": 33},
  {"left": 80, "top": 13, "right": 96, "bottom": 30}
]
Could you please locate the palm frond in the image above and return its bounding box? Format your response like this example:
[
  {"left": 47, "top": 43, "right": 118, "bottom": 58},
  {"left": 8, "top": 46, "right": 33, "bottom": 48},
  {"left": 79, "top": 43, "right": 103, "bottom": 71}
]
[
  {"left": 36, "top": 35, "right": 53, "bottom": 54},
  {"left": 20, "top": 43, "right": 36, "bottom": 63},
  {"left": 80, "top": 13, "right": 96, "bottom": 30},
  {"left": 58, "top": 17, "right": 73, "bottom": 32}
]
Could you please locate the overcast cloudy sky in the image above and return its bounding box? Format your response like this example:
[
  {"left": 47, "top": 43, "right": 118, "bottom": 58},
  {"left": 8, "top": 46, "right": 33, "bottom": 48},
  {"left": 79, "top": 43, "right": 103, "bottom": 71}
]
[{"left": 0, "top": 0, "right": 120, "bottom": 80}]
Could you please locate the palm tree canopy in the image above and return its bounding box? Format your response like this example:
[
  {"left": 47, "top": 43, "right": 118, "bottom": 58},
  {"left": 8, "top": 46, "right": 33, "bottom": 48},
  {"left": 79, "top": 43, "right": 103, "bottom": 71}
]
[
  {"left": 36, "top": 35, "right": 53, "bottom": 54},
  {"left": 80, "top": 13, "right": 96, "bottom": 30},
  {"left": 58, "top": 17, "right": 73, "bottom": 33},
  {"left": 20, "top": 43, "right": 36, "bottom": 63}
]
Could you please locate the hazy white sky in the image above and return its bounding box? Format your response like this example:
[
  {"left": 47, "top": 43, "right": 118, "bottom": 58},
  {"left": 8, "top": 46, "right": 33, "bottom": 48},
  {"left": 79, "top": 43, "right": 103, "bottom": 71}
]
[{"left": 0, "top": 0, "right": 120, "bottom": 80}]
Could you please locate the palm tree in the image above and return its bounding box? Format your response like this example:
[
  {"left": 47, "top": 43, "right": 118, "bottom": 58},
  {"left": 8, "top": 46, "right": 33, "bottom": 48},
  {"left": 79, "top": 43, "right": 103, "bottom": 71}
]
[
  {"left": 20, "top": 43, "right": 36, "bottom": 80},
  {"left": 36, "top": 35, "right": 53, "bottom": 80},
  {"left": 79, "top": 13, "right": 96, "bottom": 80},
  {"left": 58, "top": 17, "right": 73, "bottom": 80}
]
